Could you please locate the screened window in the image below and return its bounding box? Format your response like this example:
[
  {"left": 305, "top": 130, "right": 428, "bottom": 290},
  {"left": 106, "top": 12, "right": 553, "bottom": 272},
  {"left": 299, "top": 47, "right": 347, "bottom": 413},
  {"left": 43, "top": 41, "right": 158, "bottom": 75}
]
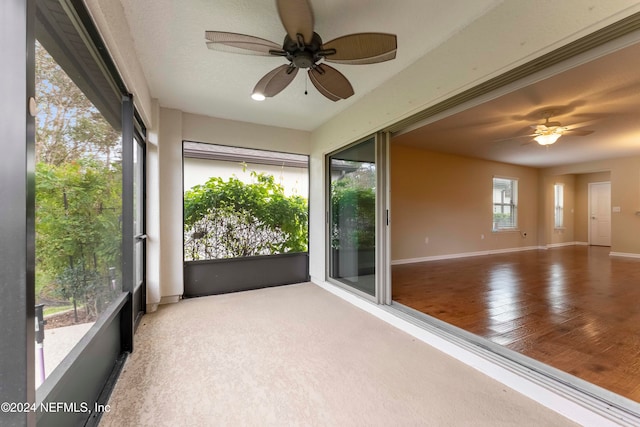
[
  {"left": 493, "top": 177, "right": 518, "bottom": 231},
  {"left": 182, "top": 142, "right": 309, "bottom": 261},
  {"left": 554, "top": 183, "right": 564, "bottom": 228}
]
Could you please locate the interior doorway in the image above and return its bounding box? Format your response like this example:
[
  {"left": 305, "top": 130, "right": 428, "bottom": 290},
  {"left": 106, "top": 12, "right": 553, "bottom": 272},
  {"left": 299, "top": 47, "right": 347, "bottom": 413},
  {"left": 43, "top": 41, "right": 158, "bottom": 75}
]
[{"left": 588, "top": 181, "right": 611, "bottom": 247}]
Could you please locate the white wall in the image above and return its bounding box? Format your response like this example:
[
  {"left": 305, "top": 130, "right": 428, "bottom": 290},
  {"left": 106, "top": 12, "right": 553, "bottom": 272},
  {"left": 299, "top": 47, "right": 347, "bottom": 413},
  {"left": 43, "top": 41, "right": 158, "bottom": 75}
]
[
  {"left": 85, "top": 0, "right": 153, "bottom": 127},
  {"left": 183, "top": 158, "right": 309, "bottom": 198},
  {"left": 145, "top": 100, "right": 160, "bottom": 309}
]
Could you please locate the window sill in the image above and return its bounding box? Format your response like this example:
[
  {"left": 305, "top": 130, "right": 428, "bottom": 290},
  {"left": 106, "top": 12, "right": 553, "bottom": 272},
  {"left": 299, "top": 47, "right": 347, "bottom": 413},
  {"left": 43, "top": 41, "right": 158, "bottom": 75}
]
[{"left": 492, "top": 228, "right": 520, "bottom": 233}]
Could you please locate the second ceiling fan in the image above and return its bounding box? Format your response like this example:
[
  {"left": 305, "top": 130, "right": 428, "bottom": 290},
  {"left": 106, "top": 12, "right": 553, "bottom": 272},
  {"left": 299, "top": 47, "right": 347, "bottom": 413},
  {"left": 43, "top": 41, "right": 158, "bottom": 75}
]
[
  {"left": 525, "top": 111, "right": 594, "bottom": 146},
  {"left": 205, "top": 0, "right": 397, "bottom": 101}
]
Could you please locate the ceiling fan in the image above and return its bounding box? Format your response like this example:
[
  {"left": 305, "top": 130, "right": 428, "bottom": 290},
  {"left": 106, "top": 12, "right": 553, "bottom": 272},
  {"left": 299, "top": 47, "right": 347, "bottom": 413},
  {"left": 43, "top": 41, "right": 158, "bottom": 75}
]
[
  {"left": 204, "top": 0, "right": 397, "bottom": 102},
  {"left": 521, "top": 111, "right": 593, "bottom": 146}
]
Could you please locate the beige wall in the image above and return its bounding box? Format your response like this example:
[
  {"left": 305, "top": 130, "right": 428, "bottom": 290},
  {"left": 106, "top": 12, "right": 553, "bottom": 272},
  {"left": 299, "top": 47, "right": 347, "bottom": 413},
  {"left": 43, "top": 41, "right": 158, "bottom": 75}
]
[
  {"left": 390, "top": 146, "right": 640, "bottom": 261},
  {"left": 390, "top": 144, "right": 539, "bottom": 261},
  {"left": 543, "top": 156, "right": 640, "bottom": 255}
]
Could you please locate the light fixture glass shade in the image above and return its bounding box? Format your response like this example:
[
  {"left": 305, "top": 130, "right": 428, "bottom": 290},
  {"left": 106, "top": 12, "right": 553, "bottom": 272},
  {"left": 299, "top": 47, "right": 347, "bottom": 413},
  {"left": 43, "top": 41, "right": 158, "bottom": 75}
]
[
  {"left": 251, "top": 92, "right": 266, "bottom": 101},
  {"left": 534, "top": 133, "right": 561, "bottom": 145}
]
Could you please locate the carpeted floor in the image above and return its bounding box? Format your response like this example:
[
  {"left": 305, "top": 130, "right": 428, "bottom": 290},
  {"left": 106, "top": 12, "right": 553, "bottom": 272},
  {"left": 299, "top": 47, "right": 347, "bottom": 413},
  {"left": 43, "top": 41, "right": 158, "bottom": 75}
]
[{"left": 99, "top": 282, "right": 577, "bottom": 426}]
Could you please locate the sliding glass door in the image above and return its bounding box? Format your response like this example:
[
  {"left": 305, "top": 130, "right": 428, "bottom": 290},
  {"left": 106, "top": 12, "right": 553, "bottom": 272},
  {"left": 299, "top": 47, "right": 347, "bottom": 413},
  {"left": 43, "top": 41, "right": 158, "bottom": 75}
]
[
  {"left": 328, "top": 137, "right": 378, "bottom": 297},
  {"left": 133, "top": 129, "right": 146, "bottom": 326}
]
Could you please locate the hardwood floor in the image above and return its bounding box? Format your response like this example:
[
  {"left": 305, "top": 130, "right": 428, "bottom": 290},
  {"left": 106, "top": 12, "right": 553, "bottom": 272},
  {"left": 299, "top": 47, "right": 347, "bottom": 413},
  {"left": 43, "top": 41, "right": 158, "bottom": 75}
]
[{"left": 392, "top": 245, "right": 640, "bottom": 403}]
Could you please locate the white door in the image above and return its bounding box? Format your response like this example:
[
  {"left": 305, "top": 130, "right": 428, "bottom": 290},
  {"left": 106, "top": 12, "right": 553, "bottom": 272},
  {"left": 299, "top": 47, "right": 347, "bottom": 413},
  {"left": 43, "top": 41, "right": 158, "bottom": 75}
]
[{"left": 589, "top": 182, "right": 611, "bottom": 246}]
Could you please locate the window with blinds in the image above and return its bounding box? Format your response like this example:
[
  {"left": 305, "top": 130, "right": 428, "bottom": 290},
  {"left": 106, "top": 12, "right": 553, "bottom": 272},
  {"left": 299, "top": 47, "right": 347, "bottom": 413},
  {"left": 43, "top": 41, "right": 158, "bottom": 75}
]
[
  {"left": 554, "top": 183, "right": 564, "bottom": 228},
  {"left": 493, "top": 177, "right": 518, "bottom": 231}
]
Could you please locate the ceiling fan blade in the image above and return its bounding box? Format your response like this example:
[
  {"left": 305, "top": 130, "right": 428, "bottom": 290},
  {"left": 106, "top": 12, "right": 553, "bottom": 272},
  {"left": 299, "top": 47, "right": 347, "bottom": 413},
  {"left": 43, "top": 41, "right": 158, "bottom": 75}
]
[
  {"left": 564, "top": 129, "right": 594, "bottom": 136},
  {"left": 276, "top": 0, "right": 314, "bottom": 45},
  {"left": 309, "top": 64, "right": 354, "bottom": 101},
  {"left": 308, "top": 70, "right": 340, "bottom": 101},
  {"left": 493, "top": 133, "right": 537, "bottom": 143},
  {"left": 253, "top": 65, "right": 298, "bottom": 98},
  {"left": 564, "top": 119, "right": 600, "bottom": 130},
  {"left": 322, "top": 33, "right": 397, "bottom": 64},
  {"left": 205, "top": 31, "right": 281, "bottom": 56}
]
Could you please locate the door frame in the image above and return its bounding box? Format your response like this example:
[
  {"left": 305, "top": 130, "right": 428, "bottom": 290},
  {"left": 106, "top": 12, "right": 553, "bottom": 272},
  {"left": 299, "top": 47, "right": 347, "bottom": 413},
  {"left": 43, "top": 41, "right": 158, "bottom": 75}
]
[
  {"left": 325, "top": 132, "right": 390, "bottom": 304},
  {"left": 133, "top": 121, "right": 147, "bottom": 329}
]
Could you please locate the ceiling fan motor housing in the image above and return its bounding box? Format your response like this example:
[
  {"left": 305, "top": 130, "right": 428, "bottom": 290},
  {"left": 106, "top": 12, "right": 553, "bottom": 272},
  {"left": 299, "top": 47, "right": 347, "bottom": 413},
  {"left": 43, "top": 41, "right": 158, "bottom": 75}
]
[{"left": 283, "top": 32, "right": 323, "bottom": 68}]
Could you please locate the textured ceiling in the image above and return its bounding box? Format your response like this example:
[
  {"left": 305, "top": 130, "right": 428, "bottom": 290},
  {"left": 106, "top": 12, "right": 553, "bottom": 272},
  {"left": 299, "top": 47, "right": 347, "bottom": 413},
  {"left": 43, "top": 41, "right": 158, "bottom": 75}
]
[{"left": 119, "top": 0, "right": 502, "bottom": 131}]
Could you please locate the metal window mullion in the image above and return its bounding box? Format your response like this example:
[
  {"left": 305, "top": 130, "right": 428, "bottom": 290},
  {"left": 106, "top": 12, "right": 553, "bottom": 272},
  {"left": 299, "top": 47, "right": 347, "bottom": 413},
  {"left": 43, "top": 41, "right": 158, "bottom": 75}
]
[
  {"left": 376, "top": 131, "right": 391, "bottom": 305},
  {"left": 0, "top": 0, "right": 36, "bottom": 425},
  {"left": 121, "top": 94, "right": 134, "bottom": 352}
]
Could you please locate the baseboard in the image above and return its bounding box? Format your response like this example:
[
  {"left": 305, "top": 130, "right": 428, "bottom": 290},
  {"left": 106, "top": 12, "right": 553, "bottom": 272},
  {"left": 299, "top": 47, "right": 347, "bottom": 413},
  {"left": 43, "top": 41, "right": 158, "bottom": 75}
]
[
  {"left": 610, "top": 252, "right": 640, "bottom": 259},
  {"left": 159, "top": 295, "right": 180, "bottom": 305},
  {"left": 575, "top": 241, "right": 589, "bottom": 246},
  {"left": 546, "top": 241, "right": 580, "bottom": 248},
  {"left": 391, "top": 246, "right": 541, "bottom": 265}
]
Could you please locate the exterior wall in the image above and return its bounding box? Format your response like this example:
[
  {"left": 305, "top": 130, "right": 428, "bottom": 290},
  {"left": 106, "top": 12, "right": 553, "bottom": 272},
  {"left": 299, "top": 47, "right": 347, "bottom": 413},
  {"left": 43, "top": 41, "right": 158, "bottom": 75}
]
[
  {"left": 389, "top": 144, "right": 539, "bottom": 262},
  {"left": 183, "top": 157, "right": 308, "bottom": 198}
]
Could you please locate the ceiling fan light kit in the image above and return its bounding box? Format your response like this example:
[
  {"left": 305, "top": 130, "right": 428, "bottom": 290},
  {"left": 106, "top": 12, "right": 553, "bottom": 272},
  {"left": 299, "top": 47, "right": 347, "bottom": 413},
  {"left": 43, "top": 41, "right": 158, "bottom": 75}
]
[
  {"left": 534, "top": 133, "right": 561, "bottom": 145},
  {"left": 526, "top": 111, "right": 593, "bottom": 146},
  {"left": 205, "top": 0, "right": 397, "bottom": 102}
]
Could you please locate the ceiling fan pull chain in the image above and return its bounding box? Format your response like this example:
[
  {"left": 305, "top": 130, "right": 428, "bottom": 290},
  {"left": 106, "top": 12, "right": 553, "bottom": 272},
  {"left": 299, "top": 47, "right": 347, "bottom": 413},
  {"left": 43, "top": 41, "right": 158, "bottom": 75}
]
[{"left": 305, "top": 73, "right": 308, "bottom": 95}]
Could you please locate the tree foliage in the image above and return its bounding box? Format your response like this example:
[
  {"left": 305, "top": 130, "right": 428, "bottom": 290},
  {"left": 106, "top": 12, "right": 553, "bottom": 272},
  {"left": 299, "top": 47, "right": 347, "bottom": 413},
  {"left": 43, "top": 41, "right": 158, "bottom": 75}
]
[
  {"left": 184, "top": 172, "right": 308, "bottom": 260},
  {"left": 35, "top": 160, "right": 121, "bottom": 317},
  {"left": 36, "top": 41, "right": 120, "bottom": 166},
  {"left": 35, "top": 40, "right": 122, "bottom": 319},
  {"left": 330, "top": 164, "right": 376, "bottom": 250}
]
